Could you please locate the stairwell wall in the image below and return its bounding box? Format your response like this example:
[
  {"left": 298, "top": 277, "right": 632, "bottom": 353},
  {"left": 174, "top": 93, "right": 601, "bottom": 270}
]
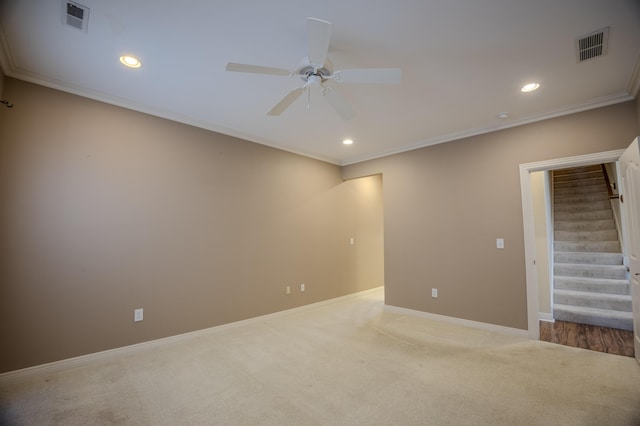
[
  {"left": 343, "top": 101, "right": 639, "bottom": 330},
  {"left": 531, "top": 171, "right": 551, "bottom": 318}
]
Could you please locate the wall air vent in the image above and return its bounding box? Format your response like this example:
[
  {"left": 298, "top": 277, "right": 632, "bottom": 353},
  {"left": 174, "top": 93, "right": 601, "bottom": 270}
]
[
  {"left": 63, "top": 0, "right": 89, "bottom": 32},
  {"left": 575, "top": 27, "right": 609, "bottom": 62}
]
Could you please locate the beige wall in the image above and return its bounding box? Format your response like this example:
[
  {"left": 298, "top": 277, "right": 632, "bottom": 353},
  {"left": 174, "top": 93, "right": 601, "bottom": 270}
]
[
  {"left": 343, "top": 174, "right": 385, "bottom": 292},
  {"left": 343, "top": 101, "right": 639, "bottom": 330},
  {"left": 0, "top": 74, "right": 636, "bottom": 373},
  {"left": 531, "top": 171, "right": 551, "bottom": 316},
  {"left": 0, "top": 78, "right": 383, "bottom": 373}
]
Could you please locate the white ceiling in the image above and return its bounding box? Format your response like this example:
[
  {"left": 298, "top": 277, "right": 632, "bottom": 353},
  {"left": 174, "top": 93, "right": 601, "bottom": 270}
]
[{"left": 1, "top": 0, "right": 639, "bottom": 165}]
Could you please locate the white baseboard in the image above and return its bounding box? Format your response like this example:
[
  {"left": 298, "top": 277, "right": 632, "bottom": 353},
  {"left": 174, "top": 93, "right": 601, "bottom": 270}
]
[
  {"left": 538, "top": 313, "right": 555, "bottom": 323},
  {"left": 0, "top": 286, "right": 383, "bottom": 384},
  {"left": 384, "top": 304, "right": 529, "bottom": 339}
]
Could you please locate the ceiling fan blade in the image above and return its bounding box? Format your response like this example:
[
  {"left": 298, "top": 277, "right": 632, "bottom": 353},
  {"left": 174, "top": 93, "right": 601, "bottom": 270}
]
[
  {"left": 307, "top": 18, "right": 332, "bottom": 67},
  {"left": 333, "top": 68, "right": 402, "bottom": 84},
  {"left": 321, "top": 84, "right": 356, "bottom": 121},
  {"left": 267, "top": 87, "right": 305, "bottom": 116},
  {"left": 226, "top": 62, "right": 291, "bottom": 76}
]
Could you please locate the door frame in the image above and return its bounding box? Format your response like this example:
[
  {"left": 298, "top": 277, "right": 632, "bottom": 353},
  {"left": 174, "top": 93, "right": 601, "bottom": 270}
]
[
  {"left": 519, "top": 149, "right": 625, "bottom": 339},
  {"left": 618, "top": 138, "right": 640, "bottom": 364}
]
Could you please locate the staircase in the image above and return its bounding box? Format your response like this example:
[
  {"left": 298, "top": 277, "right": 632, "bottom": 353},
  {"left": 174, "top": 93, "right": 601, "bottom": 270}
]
[{"left": 552, "top": 165, "right": 633, "bottom": 331}]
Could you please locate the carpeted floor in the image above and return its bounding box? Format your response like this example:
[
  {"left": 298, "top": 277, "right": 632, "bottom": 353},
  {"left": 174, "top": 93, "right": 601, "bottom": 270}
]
[{"left": 1, "top": 287, "right": 639, "bottom": 425}]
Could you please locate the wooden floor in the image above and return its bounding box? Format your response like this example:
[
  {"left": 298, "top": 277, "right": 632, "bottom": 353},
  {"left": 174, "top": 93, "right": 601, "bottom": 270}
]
[{"left": 540, "top": 320, "right": 635, "bottom": 358}]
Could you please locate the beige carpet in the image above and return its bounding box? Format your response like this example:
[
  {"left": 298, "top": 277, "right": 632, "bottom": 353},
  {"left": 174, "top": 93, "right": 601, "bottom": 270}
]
[{"left": 1, "top": 288, "right": 639, "bottom": 425}]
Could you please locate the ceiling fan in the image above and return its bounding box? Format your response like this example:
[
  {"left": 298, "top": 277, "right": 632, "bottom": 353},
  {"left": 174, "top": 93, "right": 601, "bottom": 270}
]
[{"left": 225, "top": 17, "right": 402, "bottom": 121}]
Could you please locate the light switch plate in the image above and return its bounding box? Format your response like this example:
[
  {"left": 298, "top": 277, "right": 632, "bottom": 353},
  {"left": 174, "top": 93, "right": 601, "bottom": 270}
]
[
  {"left": 134, "top": 308, "right": 144, "bottom": 322},
  {"left": 496, "top": 238, "right": 504, "bottom": 249}
]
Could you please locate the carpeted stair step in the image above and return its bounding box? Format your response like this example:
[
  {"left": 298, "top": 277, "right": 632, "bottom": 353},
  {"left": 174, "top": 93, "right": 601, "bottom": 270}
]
[
  {"left": 554, "top": 192, "right": 610, "bottom": 204},
  {"left": 554, "top": 200, "right": 611, "bottom": 212},
  {"left": 554, "top": 209, "right": 612, "bottom": 221},
  {"left": 554, "top": 240, "right": 621, "bottom": 253},
  {"left": 553, "top": 289, "right": 632, "bottom": 311},
  {"left": 554, "top": 173, "right": 602, "bottom": 182},
  {"left": 554, "top": 164, "right": 601, "bottom": 174},
  {"left": 554, "top": 186, "right": 608, "bottom": 196},
  {"left": 553, "top": 251, "right": 623, "bottom": 265},
  {"left": 554, "top": 229, "right": 618, "bottom": 241},
  {"left": 554, "top": 276, "right": 630, "bottom": 295},
  {"left": 554, "top": 166, "right": 601, "bottom": 173},
  {"left": 554, "top": 263, "right": 627, "bottom": 280},
  {"left": 553, "top": 219, "right": 615, "bottom": 232},
  {"left": 553, "top": 165, "right": 602, "bottom": 182},
  {"left": 554, "top": 177, "right": 606, "bottom": 189},
  {"left": 553, "top": 304, "right": 633, "bottom": 331}
]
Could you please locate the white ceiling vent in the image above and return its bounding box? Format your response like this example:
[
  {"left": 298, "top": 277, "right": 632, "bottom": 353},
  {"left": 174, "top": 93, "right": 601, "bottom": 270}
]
[
  {"left": 575, "top": 27, "right": 609, "bottom": 62},
  {"left": 63, "top": 1, "right": 89, "bottom": 32}
]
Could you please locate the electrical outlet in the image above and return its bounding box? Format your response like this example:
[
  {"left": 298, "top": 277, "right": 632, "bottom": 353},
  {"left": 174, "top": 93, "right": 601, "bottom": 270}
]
[
  {"left": 134, "top": 308, "right": 144, "bottom": 322},
  {"left": 496, "top": 238, "right": 504, "bottom": 249},
  {"left": 431, "top": 288, "right": 438, "bottom": 298},
  {"left": 349, "top": 237, "right": 355, "bottom": 245},
  {"left": 300, "top": 283, "right": 305, "bottom": 292},
  {"left": 286, "top": 286, "right": 291, "bottom": 295}
]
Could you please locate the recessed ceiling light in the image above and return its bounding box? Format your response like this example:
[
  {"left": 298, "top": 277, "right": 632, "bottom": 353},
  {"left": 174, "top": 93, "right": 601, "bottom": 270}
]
[
  {"left": 119, "top": 55, "right": 142, "bottom": 69},
  {"left": 521, "top": 82, "right": 540, "bottom": 92},
  {"left": 497, "top": 112, "right": 509, "bottom": 119},
  {"left": 342, "top": 139, "right": 354, "bottom": 145}
]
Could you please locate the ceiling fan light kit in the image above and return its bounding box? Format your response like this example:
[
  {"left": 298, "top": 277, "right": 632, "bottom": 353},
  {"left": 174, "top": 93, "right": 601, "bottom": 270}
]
[{"left": 225, "top": 17, "right": 402, "bottom": 121}]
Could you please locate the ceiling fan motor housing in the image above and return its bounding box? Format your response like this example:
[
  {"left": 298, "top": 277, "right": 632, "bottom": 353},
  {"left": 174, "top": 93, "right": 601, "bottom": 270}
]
[{"left": 297, "top": 58, "right": 333, "bottom": 83}]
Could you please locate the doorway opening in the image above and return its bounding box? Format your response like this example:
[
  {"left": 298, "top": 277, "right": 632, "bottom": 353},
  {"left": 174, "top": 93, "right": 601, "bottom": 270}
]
[
  {"left": 519, "top": 149, "right": 625, "bottom": 341},
  {"left": 532, "top": 164, "right": 634, "bottom": 356}
]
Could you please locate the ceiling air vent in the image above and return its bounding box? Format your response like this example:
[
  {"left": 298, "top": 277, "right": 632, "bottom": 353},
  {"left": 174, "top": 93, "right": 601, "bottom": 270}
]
[
  {"left": 575, "top": 27, "right": 609, "bottom": 62},
  {"left": 63, "top": 0, "right": 89, "bottom": 32}
]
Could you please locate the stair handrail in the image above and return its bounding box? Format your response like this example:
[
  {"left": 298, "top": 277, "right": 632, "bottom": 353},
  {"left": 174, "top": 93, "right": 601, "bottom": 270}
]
[
  {"left": 600, "top": 164, "right": 619, "bottom": 199},
  {"left": 601, "top": 163, "right": 624, "bottom": 254}
]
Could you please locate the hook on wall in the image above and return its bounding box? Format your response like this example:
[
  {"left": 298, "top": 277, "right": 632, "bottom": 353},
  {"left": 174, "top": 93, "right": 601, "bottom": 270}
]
[{"left": 1, "top": 100, "right": 14, "bottom": 108}]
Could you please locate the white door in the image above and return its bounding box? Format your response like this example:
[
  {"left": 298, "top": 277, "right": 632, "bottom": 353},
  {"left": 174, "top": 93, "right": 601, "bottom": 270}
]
[{"left": 619, "top": 137, "right": 640, "bottom": 364}]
